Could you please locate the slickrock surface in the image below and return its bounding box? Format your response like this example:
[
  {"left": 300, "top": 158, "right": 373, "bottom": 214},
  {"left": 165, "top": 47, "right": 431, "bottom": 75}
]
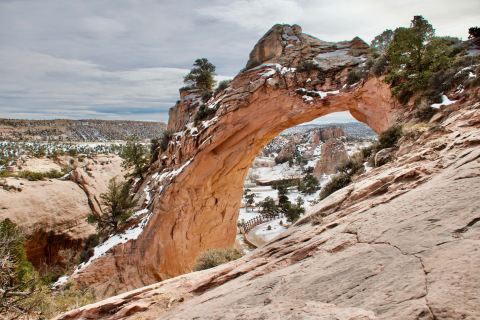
[
  {"left": 0, "top": 154, "right": 127, "bottom": 268},
  {"left": 69, "top": 24, "right": 402, "bottom": 298},
  {"left": 313, "top": 138, "right": 349, "bottom": 177},
  {"left": 55, "top": 98, "right": 480, "bottom": 320}
]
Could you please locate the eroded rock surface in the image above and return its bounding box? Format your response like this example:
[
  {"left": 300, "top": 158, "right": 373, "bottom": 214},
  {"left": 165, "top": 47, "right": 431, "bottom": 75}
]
[
  {"left": 69, "top": 24, "right": 402, "bottom": 298},
  {"left": 0, "top": 154, "right": 127, "bottom": 268},
  {"left": 313, "top": 138, "right": 348, "bottom": 177},
  {"left": 56, "top": 99, "right": 480, "bottom": 320},
  {"left": 312, "top": 126, "right": 345, "bottom": 144}
]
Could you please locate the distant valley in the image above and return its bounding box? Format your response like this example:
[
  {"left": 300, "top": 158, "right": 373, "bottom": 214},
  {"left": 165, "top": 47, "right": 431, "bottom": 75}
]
[{"left": 0, "top": 119, "right": 167, "bottom": 142}]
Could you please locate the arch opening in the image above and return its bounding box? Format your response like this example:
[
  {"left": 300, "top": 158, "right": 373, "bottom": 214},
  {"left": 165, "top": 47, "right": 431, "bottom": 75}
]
[{"left": 73, "top": 56, "right": 400, "bottom": 299}]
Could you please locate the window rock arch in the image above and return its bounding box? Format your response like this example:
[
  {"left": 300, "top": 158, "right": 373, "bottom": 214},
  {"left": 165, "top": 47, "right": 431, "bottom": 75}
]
[{"left": 72, "top": 24, "right": 405, "bottom": 298}]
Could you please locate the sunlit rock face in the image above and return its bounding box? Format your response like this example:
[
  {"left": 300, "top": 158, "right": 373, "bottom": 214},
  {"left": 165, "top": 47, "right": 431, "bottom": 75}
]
[
  {"left": 312, "top": 126, "right": 345, "bottom": 144},
  {"left": 0, "top": 154, "right": 126, "bottom": 269},
  {"left": 57, "top": 96, "right": 480, "bottom": 320},
  {"left": 313, "top": 138, "right": 349, "bottom": 178},
  {"left": 71, "top": 24, "right": 402, "bottom": 299}
]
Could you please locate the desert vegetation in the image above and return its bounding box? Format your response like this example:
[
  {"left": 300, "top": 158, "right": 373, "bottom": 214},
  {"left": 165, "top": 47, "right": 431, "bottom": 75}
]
[
  {"left": 0, "top": 218, "right": 96, "bottom": 319},
  {"left": 193, "top": 248, "right": 243, "bottom": 271}
]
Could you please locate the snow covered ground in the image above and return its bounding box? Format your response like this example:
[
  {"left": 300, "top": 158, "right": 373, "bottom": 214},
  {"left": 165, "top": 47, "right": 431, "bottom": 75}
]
[{"left": 249, "top": 218, "right": 287, "bottom": 245}]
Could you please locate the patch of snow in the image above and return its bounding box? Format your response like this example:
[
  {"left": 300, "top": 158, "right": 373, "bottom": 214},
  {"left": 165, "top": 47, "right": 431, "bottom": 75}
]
[
  {"left": 316, "top": 50, "right": 350, "bottom": 58},
  {"left": 259, "top": 69, "right": 276, "bottom": 78},
  {"left": 202, "top": 116, "right": 218, "bottom": 129},
  {"left": 455, "top": 65, "right": 479, "bottom": 76},
  {"left": 302, "top": 95, "right": 313, "bottom": 101},
  {"left": 253, "top": 218, "right": 287, "bottom": 242},
  {"left": 455, "top": 85, "right": 464, "bottom": 94},
  {"left": 246, "top": 63, "right": 279, "bottom": 72},
  {"left": 431, "top": 95, "right": 457, "bottom": 109},
  {"left": 129, "top": 208, "right": 149, "bottom": 220},
  {"left": 468, "top": 72, "right": 477, "bottom": 78},
  {"left": 363, "top": 163, "right": 372, "bottom": 172},
  {"left": 286, "top": 44, "right": 294, "bottom": 48},
  {"left": 316, "top": 90, "right": 340, "bottom": 98},
  {"left": 52, "top": 276, "right": 69, "bottom": 288}
]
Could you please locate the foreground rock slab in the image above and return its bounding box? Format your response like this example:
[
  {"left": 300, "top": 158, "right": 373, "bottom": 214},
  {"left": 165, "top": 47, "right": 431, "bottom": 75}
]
[{"left": 56, "top": 102, "right": 480, "bottom": 319}]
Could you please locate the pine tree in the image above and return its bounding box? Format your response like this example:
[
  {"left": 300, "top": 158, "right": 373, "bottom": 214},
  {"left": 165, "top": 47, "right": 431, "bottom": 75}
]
[
  {"left": 87, "top": 178, "right": 137, "bottom": 234},
  {"left": 183, "top": 58, "right": 217, "bottom": 91},
  {"left": 121, "top": 135, "right": 147, "bottom": 179}
]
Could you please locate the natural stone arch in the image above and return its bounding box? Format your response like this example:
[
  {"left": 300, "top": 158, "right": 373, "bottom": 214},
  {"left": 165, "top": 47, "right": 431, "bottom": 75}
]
[{"left": 73, "top": 25, "right": 404, "bottom": 298}]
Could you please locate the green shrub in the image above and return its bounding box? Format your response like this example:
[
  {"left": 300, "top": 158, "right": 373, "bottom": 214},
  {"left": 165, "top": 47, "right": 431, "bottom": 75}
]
[
  {"left": 370, "top": 55, "right": 388, "bottom": 77},
  {"left": 257, "top": 196, "right": 277, "bottom": 214},
  {"left": 415, "top": 102, "right": 437, "bottom": 122},
  {"left": 18, "top": 171, "right": 45, "bottom": 181},
  {"left": 296, "top": 60, "right": 321, "bottom": 73},
  {"left": 159, "top": 130, "right": 173, "bottom": 152},
  {"left": 319, "top": 172, "right": 351, "bottom": 200},
  {"left": 44, "top": 169, "right": 64, "bottom": 179},
  {"left": 244, "top": 59, "right": 261, "bottom": 71},
  {"left": 86, "top": 177, "right": 138, "bottom": 234},
  {"left": 201, "top": 90, "right": 213, "bottom": 102},
  {"left": 193, "top": 104, "right": 215, "bottom": 126},
  {"left": 297, "top": 174, "right": 319, "bottom": 195},
  {"left": 77, "top": 234, "right": 101, "bottom": 264},
  {"left": 347, "top": 70, "right": 362, "bottom": 85},
  {"left": 34, "top": 281, "right": 96, "bottom": 319},
  {"left": 378, "top": 125, "right": 402, "bottom": 149},
  {"left": 0, "top": 170, "right": 13, "bottom": 178},
  {"left": 183, "top": 58, "right": 217, "bottom": 91},
  {"left": 335, "top": 154, "right": 364, "bottom": 176},
  {"left": 214, "top": 80, "right": 232, "bottom": 96},
  {"left": 193, "top": 248, "right": 243, "bottom": 271}
]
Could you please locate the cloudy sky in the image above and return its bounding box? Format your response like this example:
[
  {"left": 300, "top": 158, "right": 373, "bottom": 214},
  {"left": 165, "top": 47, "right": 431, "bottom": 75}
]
[{"left": 1, "top": 0, "right": 479, "bottom": 125}]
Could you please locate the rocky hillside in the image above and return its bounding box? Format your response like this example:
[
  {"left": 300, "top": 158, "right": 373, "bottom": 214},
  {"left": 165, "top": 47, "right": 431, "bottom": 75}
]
[
  {"left": 55, "top": 85, "right": 480, "bottom": 320},
  {"left": 65, "top": 24, "right": 399, "bottom": 298},
  {"left": 52, "top": 23, "right": 480, "bottom": 320},
  {"left": 0, "top": 119, "right": 167, "bottom": 141},
  {"left": 284, "top": 122, "right": 377, "bottom": 139},
  {"left": 0, "top": 153, "right": 129, "bottom": 269}
]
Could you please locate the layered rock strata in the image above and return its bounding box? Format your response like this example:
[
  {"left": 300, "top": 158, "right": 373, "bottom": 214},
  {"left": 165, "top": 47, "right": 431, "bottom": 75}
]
[
  {"left": 0, "top": 154, "right": 126, "bottom": 268},
  {"left": 56, "top": 96, "right": 480, "bottom": 320},
  {"left": 70, "top": 24, "right": 400, "bottom": 298},
  {"left": 313, "top": 138, "right": 349, "bottom": 177},
  {"left": 312, "top": 126, "right": 345, "bottom": 144}
]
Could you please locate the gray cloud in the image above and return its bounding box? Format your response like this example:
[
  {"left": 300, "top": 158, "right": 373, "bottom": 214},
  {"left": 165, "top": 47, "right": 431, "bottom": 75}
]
[{"left": 1, "top": 0, "right": 479, "bottom": 124}]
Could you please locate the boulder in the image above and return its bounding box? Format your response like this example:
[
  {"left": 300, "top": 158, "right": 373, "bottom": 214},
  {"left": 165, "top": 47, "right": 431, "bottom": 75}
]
[{"left": 374, "top": 148, "right": 396, "bottom": 167}]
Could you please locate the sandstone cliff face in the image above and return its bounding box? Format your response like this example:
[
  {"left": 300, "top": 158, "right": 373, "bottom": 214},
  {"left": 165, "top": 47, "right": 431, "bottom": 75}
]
[
  {"left": 0, "top": 154, "right": 127, "bottom": 269},
  {"left": 312, "top": 126, "right": 345, "bottom": 144},
  {"left": 69, "top": 24, "right": 401, "bottom": 298},
  {"left": 313, "top": 138, "right": 349, "bottom": 178},
  {"left": 55, "top": 96, "right": 480, "bottom": 320}
]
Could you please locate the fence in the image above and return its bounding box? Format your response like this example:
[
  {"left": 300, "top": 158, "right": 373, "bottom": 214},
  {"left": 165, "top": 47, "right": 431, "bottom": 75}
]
[{"left": 242, "top": 212, "right": 285, "bottom": 234}]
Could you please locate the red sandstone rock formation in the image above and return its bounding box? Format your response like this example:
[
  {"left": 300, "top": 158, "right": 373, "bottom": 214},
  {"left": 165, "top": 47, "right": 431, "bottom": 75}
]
[
  {"left": 0, "top": 154, "right": 127, "bottom": 269},
  {"left": 55, "top": 95, "right": 480, "bottom": 320},
  {"left": 313, "top": 138, "right": 349, "bottom": 178},
  {"left": 312, "top": 126, "right": 345, "bottom": 144},
  {"left": 69, "top": 24, "right": 401, "bottom": 298}
]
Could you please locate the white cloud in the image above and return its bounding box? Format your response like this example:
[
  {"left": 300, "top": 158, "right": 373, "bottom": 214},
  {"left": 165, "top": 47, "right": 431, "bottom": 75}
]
[
  {"left": 0, "top": 0, "right": 479, "bottom": 121},
  {"left": 197, "top": 0, "right": 302, "bottom": 33},
  {"left": 306, "top": 111, "right": 358, "bottom": 125},
  {"left": 199, "top": 0, "right": 480, "bottom": 42}
]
